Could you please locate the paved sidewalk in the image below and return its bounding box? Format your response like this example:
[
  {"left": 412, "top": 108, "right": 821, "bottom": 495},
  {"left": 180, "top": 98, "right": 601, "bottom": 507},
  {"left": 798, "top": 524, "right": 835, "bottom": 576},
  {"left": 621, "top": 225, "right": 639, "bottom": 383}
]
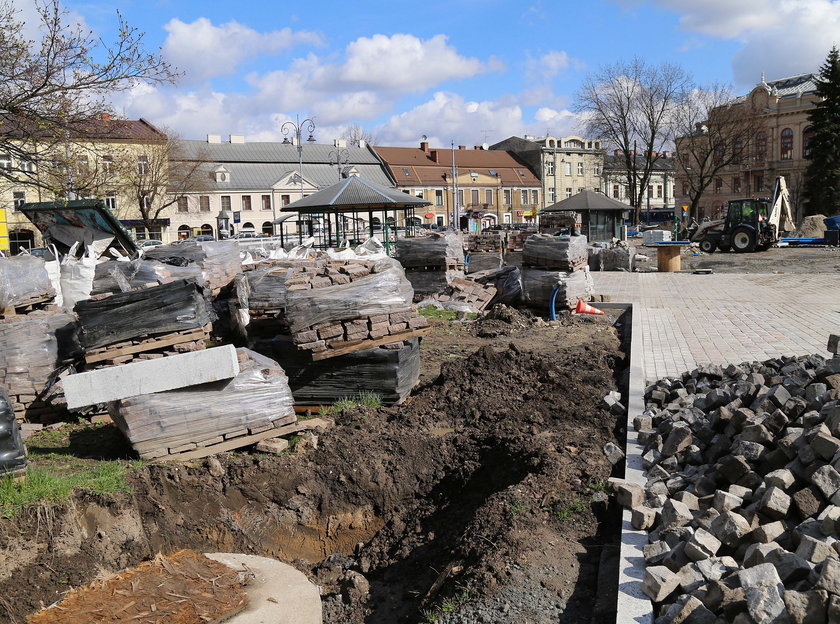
[{"left": 592, "top": 272, "right": 840, "bottom": 382}]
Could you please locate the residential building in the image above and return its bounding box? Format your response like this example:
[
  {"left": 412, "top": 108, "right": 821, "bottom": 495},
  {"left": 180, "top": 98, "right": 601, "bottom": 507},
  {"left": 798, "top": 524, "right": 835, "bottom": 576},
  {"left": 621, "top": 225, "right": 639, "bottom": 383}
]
[
  {"left": 169, "top": 136, "right": 392, "bottom": 239},
  {"left": 489, "top": 135, "right": 604, "bottom": 212},
  {"left": 674, "top": 73, "right": 821, "bottom": 221},
  {"left": 602, "top": 151, "right": 677, "bottom": 220},
  {"left": 372, "top": 142, "right": 542, "bottom": 230},
  {"left": 0, "top": 115, "right": 167, "bottom": 251}
]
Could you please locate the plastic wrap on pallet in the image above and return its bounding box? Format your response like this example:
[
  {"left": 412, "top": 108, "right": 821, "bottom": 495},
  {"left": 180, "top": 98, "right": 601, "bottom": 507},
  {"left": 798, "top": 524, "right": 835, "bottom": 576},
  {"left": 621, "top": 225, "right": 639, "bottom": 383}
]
[
  {"left": 472, "top": 266, "right": 522, "bottom": 306},
  {"left": 246, "top": 264, "right": 294, "bottom": 310},
  {"left": 108, "top": 348, "right": 295, "bottom": 455},
  {"left": 0, "top": 386, "right": 26, "bottom": 474},
  {"left": 75, "top": 279, "right": 215, "bottom": 350},
  {"left": 253, "top": 337, "right": 420, "bottom": 406},
  {"left": 284, "top": 258, "right": 414, "bottom": 332},
  {"left": 600, "top": 246, "right": 631, "bottom": 271},
  {"left": 395, "top": 232, "right": 464, "bottom": 268},
  {"left": 0, "top": 255, "right": 55, "bottom": 309},
  {"left": 521, "top": 267, "right": 593, "bottom": 310},
  {"left": 522, "top": 234, "right": 588, "bottom": 270},
  {"left": 142, "top": 241, "right": 242, "bottom": 291},
  {"left": 465, "top": 251, "right": 503, "bottom": 275},
  {"left": 405, "top": 269, "right": 463, "bottom": 300},
  {"left": 92, "top": 259, "right": 204, "bottom": 295}
]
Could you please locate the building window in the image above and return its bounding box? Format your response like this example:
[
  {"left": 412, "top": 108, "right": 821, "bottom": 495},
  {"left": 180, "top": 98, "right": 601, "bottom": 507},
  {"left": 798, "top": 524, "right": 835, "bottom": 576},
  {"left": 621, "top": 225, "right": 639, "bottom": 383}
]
[
  {"left": 471, "top": 189, "right": 479, "bottom": 205},
  {"left": 577, "top": 162, "right": 584, "bottom": 176},
  {"left": 199, "top": 195, "right": 210, "bottom": 212},
  {"left": 656, "top": 185, "right": 662, "bottom": 199},
  {"left": 565, "top": 187, "right": 572, "bottom": 198},
  {"left": 105, "top": 191, "right": 116, "bottom": 211},
  {"left": 780, "top": 128, "right": 793, "bottom": 160},
  {"left": 261, "top": 195, "right": 271, "bottom": 210},
  {"left": 0, "top": 154, "right": 12, "bottom": 169},
  {"left": 282, "top": 195, "right": 291, "bottom": 206},
  {"left": 148, "top": 226, "right": 162, "bottom": 240},
  {"left": 221, "top": 196, "right": 231, "bottom": 211},
  {"left": 242, "top": 195, "right": 252, "bottom": 210},
  {"left": 503, "top": 213, "right": 512, "bottom": 224},
  {"left": 647, "top": 185, "right": 653, "bottom": 198},
  {"left": 594, "top": 164, "right": 601, "bottom": 176},
  {"left": 754, "top": 174, "right": 763, "bottom": 193},
  {"left": 713, "top": 142, "right": 725, "bottom": 164},
  {"left": 732, "top": 138, "right": 743, "bottom": 164},
  {"left": 200, "top": 224, "right": 214, "bottom": 237},
  {"left": 458, "top": 189, "right": 464, "bottom": 205},
  {"left": 520, "top": 190, "right": 528, "bottom": 205},
  {"left": 546, "top": 162, "right": 554, "bottom": 176},
  {"left": 548, "top": 188, "right": 556, "bottom": 203},
  {"left": 133, "top": 226, "right": 147, "bottom": 241},
  {"left": 714, "top": 178, "right": 722, "bottom": 193},
  {"left": 178, "top": 225, "right": 191, "bottom": 240},
  {"left": 436, "top": 216, "right": 444, "bottom": 226},
  {"left": 485, "top": 189, "right": 493, "bottom": 204},
  {"left": 141, "top": 193, "right": 151, "bottom": 211},
  {"left": 503, "top": 189, "right": 511, "bottom": 205},
  {"left": 612, "top": 184, "right": 620, "bottom": 199},
  {"left": 102, "top": 154, "right": 113, "bottom": 174},
  {"left": 137, "top": 155, "right": 149, "bottom": 175},
  {"left": 681, "top": 183, "right": 688, "bottom": 196},
  {"left": 733, "top": 176, "right": 741, "bottom": 193},
  {"left": 435, "top": 190, "right": 443, "bottom": 206},
  {"left": 564, "top": 162, "right": 571, "bottom": 176},
  {"left": 531, "top": 190, "right": 539, "bottom": 205},
  {"left": 415, "top": 189, "right": 424, "bottom": 199},
  {"left": 754, "top": 132, "right": 767, "bottom": 160},
  {"left": 262, "top": 221, "right": 273, "bottom": 236},
  {"left": 12, "top": 191, "right": 25, "bottom": 210},
  {"left": 803, "top": 128, "right": 816, "bottom": 158},
  {"left": 177, "top": 197, "right": 188, "bottom": 212},
  {"left": 76, "top": 154, "right": 89, "bottom": 174}
]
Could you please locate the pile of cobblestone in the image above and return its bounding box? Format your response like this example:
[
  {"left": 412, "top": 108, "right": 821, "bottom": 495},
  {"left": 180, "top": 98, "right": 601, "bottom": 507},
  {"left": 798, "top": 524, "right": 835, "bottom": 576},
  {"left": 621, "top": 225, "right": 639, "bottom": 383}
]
[{"left": 611, "top": 335, "right": 840, "bottom": 623}]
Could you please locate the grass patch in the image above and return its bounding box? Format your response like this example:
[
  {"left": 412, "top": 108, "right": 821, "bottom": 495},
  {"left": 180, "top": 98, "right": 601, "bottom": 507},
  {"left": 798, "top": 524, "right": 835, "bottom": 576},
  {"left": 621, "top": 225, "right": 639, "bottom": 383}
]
[
  {"left": 553, "top": 497, "right": 588, "bottom": 522},
  {"left": 508, "top": 499, "right": 531, "bottom": 516},
  {"left": 421, "top": 588, "right": 471, "bottom": 623},
  {"left": 418, "top": 305, "right": 459, "bottom": 321},
  {"left": 0, "top": 461, "right": 139, "bottom": 518},
  {"left": 318, "top": 392, "right": 382, "bottom": 416}
]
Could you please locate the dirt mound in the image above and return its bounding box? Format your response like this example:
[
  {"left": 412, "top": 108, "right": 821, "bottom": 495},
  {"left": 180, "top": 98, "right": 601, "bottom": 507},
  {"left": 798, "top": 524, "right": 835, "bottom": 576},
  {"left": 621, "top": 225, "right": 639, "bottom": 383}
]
[
  {"left": 793, "top": 214, "right": 827, "bottom": 238},
  {"left": 471, "top": 304, "right": 538, "bottom": 337}
]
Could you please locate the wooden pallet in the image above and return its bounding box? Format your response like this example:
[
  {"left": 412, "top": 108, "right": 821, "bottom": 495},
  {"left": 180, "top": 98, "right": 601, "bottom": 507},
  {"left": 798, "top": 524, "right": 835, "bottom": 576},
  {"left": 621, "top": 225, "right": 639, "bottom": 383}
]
[
  {"left": 85, "top": 325, "right": 211, "bottom": 364},
  {"left": 310, "top": 327, "right": 431, "bottom": 361},
  {"left": 404, "top": 263, "right": 465, "bottom": 272}
]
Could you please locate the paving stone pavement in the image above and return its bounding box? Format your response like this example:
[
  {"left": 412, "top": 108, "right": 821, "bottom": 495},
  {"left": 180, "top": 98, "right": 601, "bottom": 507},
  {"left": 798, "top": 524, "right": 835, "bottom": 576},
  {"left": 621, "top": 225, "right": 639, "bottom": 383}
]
[{"left": 592, "top": 272, "right": 840, "bottom": 383}]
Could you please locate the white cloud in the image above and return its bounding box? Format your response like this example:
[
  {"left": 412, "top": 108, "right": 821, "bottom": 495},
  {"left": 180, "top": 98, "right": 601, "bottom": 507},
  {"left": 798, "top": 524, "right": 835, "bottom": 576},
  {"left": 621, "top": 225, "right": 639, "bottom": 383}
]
[
  {"left": 163, "top": 17, "right": 322, "bottom": 83},
  {"left": 654, "top": 0, "right": 780, "bottom": 37},
  {"left": 526, "top": 50, "right": 582, "bottom": 82}
]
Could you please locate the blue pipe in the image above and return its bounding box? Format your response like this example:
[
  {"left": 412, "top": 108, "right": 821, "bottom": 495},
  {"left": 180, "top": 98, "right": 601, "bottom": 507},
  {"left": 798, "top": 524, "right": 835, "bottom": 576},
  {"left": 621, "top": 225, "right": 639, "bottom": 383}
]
[
  {"left": 549, "top": 286, "right": 560, "bottom": 321},
  {"left": 464, "top": 252, "right": 470, "bottom": 267}
]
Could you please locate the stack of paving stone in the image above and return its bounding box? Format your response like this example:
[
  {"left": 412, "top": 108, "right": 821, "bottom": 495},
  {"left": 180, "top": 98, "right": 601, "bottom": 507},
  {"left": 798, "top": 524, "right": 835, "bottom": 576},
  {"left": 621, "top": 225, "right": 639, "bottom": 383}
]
[
  {"left": 0, "top": 385, "right": 26, "bottom": 475},
  {"left": 108, "top": 348, "right": 296, "bottom": 460},
  {"left": 91, "top": 259, "right": 204, "bottom": 295},
  {"left": 396, "top": 232, "right": 465, "bottom": 298},
  {"left": 75, "top": 279, "right": 215, "bottom": 367},
  {"left": 0, "top": 255, "right": 55, "bottom": 311},
  {"left": 466, "top": 231, "right": 504, "bottom": 252},
  {"left": 285, "top": 258, "right": 429, "bottom": 358},
  {"left": 612, "top": 333, "right": 840, "bottom": 624},
  {"left": 0, "top": 312, "right": 79, "bottom": 422},
  {"left": 521, "top": 234, "right": 593, "bottom": 310},
  {"left": 506, "top": 230, "right": 530, "bottom": 252},
  {"left": 430, "top": 277, "right": 497, "bottom": 312},
  {"left": 143, "top": 241, "right": 242, "bottom": 293}
]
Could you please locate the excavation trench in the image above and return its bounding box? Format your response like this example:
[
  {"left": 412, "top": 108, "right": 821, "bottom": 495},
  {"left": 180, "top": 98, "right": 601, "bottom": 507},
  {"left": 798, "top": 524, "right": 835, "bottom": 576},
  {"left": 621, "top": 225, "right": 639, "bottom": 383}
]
[{"left": 0, "top": 317, "right": 626, "bottom": 624}]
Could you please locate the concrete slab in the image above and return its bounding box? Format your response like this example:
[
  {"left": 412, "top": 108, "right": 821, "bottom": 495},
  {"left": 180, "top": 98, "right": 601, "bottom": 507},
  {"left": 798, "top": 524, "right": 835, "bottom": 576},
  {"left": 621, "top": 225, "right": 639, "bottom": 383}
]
[
  {"left": 63, "top": 345, "right": 240, "bottom": 409},
  {"left": 205, "top": 553, "right": 322, "bottom": 624}
]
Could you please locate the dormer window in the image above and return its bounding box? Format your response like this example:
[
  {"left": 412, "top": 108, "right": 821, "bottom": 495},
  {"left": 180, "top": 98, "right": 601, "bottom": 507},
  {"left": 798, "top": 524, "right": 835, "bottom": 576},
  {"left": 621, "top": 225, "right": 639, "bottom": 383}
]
[{"left": 213, "top": 166, "right": 230, "bottom": 183}]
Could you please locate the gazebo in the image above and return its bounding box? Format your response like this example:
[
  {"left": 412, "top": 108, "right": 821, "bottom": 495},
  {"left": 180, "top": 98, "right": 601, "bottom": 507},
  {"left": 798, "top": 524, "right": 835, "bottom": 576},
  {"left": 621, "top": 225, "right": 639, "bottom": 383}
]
[
  {"left": 541, "top": 190, "right": 630, "bottom": 242},
  {"left": 278, "top": 175, "right": 431, "bottom": 249}
]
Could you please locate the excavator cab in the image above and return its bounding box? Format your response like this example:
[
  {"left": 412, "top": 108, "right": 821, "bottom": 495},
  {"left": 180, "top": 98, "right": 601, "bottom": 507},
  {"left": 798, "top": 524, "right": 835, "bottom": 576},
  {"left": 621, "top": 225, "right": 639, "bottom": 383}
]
[{"left": 720, "top": 198, "right": 772, "bottom": 252}]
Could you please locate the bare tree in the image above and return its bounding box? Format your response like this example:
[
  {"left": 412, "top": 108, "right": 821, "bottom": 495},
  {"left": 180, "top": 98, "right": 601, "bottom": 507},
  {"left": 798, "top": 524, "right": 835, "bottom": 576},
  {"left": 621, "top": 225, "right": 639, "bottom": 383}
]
[
  {"left": 0, "top": 0, "right": 175, "bottom": 190},
  {"left": 672, "top": 85, "right": 763, "bottom": 221},
  {"left": 575, "top": 58, "right": 691, "bottom": 224},
  {"left": 117, "top": 134, "right": 211, "bottom": 234},
  {"left": 343, "top": 124, "right": 378, "bottom": 147}
]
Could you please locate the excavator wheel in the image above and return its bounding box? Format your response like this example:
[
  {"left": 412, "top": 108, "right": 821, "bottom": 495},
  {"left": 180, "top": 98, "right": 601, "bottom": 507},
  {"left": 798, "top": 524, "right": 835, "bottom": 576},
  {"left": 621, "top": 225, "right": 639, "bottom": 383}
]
[
  {"left": 731, "top": 227, "right": 756, "bottom": 252},
  {"left": 699, "top": 238, "right": 716, "bottom": 253}
]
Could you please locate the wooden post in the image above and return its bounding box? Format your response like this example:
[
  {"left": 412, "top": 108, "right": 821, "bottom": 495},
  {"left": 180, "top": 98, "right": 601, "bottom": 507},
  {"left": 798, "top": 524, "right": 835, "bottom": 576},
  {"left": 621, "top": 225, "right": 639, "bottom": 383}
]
[{"left": 657, "top": 245, "right": 681, "bottom": 272}]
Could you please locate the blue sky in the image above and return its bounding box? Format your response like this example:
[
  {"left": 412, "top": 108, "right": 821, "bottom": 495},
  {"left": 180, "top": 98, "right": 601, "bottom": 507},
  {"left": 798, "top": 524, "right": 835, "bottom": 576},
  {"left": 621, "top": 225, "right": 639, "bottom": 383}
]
[{"left": 27, "top": 1, "right": 840, "bottom": 146}]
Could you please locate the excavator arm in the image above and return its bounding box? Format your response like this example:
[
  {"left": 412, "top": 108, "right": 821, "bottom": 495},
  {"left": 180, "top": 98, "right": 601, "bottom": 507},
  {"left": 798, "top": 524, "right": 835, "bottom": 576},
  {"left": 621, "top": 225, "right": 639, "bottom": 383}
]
[{"left": 767, "top": 176, "right": 795, "bottom": 239}]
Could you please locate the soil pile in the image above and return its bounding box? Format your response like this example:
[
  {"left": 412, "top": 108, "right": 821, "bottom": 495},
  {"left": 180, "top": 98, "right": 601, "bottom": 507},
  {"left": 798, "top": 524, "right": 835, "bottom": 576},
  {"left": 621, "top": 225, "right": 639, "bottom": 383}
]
[
  {"left": 471, "top": 304, "right": 538, "bottom": 337},
  {"left": 793, "top": 214, "right": 827, "bottom": 238},
  {"left": 0, "top": 328, "right": 625, "bottom": 624}
]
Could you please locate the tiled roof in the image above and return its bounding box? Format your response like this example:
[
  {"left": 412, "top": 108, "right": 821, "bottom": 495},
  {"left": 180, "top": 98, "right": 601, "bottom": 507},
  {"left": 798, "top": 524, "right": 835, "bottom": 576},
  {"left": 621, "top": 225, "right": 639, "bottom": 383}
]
[
  {"left": 178, "top": 140, "right": 382, "bottom": 164},
  {"left": 0, "top": 115, "right": 167, "bottom": 141},
  {"left": 373, "top": 145, "right": 541, "bottom": 187}
]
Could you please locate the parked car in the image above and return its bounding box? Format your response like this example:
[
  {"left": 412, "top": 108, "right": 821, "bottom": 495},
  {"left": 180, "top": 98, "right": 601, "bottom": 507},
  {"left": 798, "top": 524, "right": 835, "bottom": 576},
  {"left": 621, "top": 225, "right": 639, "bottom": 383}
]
[
  {"left": 234, "top": 232, "right": 257, "bottom": 239},
  {"left": 194, "top": 235, "right": 216, "bottom": 241},
  {"left": 139, "top": 239, "right": 164, "bottom": 248},
  {"left": 24, "top": 247, "right": 49, "bottom": 257}
]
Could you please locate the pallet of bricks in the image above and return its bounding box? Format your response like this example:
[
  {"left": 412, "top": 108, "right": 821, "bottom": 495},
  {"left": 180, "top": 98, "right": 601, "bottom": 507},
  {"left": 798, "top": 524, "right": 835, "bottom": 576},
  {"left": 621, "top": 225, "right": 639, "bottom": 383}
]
[
  {"left": 284, "top": 257, "right": 430, "bottom": 360},
  {"left": 0, "top": 254, "right": 57, "bottom": 318},
  {"left": 242, "top": 258, "right": 321, "bottom": 337},
  {"left": 141, "top": 240, "right": 242, "bottom": 296},
  {"left": 108, "top": 348, "right": 298, "bottom": 460},
  {"left": 395, "top": 232, "right": 465, "bottom": 300},
  {"left": 432, "top": 278, "right": 498, "bottom": 312},
  {"left": 75, "top": 279, "right": 215, "bottom": 368},
  {"left": 506, "top": 230, "right": 530, "bottom": 252},
  {"left": 520, "top": 234, "right": 594, "bottom": 310},
  {"left": 466, "top": 230, "right": 504, "bottom": 252}
]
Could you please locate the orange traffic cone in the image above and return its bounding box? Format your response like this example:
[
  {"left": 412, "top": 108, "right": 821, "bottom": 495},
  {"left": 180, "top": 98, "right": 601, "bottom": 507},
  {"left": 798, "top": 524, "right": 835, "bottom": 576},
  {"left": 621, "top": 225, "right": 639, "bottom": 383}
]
[{"left": 575, "top": 299, "right": 605, "bottom": 315}]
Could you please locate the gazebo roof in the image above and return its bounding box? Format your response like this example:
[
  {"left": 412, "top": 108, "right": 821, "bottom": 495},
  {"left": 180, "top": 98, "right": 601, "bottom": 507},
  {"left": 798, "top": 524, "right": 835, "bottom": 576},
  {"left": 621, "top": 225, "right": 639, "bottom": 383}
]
[
  {"left": 281, "top": 176, "right": 430, "bottom": 214},
  {"left": 543, "top": 189, "right": 629, "bottom": 212}
]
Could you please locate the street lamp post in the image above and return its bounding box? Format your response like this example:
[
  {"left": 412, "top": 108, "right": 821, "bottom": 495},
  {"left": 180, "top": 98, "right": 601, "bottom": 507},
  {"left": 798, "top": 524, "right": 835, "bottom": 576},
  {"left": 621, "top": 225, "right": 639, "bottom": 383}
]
[
  {"left": 281, "top": 115, "right": 316, "bottom": 239},
  {"left": 328, "top": 146, "right": 350, "bottom": 182}
]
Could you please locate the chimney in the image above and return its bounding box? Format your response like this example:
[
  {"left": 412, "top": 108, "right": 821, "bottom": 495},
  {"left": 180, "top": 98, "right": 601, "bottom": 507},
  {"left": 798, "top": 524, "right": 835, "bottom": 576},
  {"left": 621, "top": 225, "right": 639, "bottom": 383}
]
[
  {"left": 335, "top": 139, "right": 347, "bottom": 148},
  {"left": 358, "top": 140, "right": 366, "bottom": 149},
  {"left": 420, "top": 141, "right": 429, "bottom": 153},
  {"left": 458, "top": 145, "right": 466, "bottom": 150},
  {"left": 229, "top": 134, "right": 245, "bottom": 144},
  {"left": 207, "top": 134, "right": 222, "bottom": 144},
  {"left": 473, "top": 145, "right": 482, "bottom": 151},
  {"left": 430, "top": 149, "right": 439, "bottom": 163},
  {"left": 614, "top": 149, "right": 622, "bottom": 156},
  {"left": 99, "top": 113, "right": 111, "bottom": 121}
]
